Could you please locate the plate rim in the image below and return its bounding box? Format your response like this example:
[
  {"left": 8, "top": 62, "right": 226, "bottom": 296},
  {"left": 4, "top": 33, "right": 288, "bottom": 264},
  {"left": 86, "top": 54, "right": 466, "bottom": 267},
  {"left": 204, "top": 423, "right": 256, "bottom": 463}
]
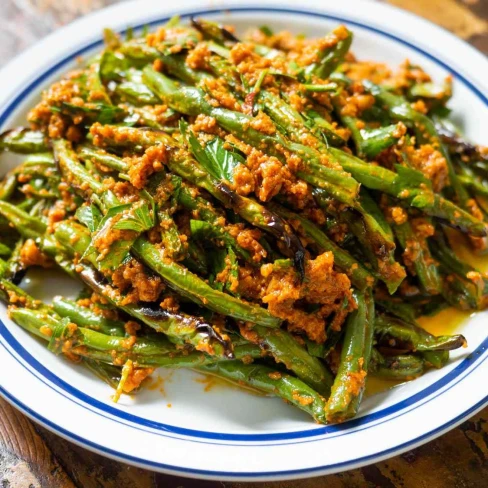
[
  {"left": 1, "top": 0, "right": 487, "bottom": 480},
  {"left": 1, "top": 317, "right": 488, "bottom": 444},
  {"left": 1, "top": 384, "right": 487, "bottom": 481}
]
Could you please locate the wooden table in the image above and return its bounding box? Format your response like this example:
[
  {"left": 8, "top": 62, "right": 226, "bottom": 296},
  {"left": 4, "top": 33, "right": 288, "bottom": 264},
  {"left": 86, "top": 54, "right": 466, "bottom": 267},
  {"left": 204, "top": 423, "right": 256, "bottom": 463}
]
[{"left": 1, "top": 1, "right": 487, "bottom": 486}]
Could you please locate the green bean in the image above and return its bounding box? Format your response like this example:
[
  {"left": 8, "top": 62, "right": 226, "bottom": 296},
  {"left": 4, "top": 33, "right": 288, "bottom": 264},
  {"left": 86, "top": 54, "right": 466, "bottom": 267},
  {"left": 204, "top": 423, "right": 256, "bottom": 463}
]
[
  {"left": 178, "top": 187, "right": 253, "bottom": 262},
  {"left": 270, "top": 202, "right": 374, "bottom": 290},
  {"left": 325, "top": 290, "right": 374, "bottom": 423},
  {"left": 52, "top": 222, "right": 232, "bottom": 356},
  {"left": 315, "top": 188, "right": 405, "bottom": 293},
  {"left": 74, "top": 342, "right": 263, "bottom": 368},
  {"left": 0, "top": 128, "right": 48, "bottom": 153},
  {"left": 78, "top": 145, "right": 251, "bottom": 261},
  {"left": 252, "top": 325, "right": 333, "bottom": 397},
  {"left": 78, "top": 145, "right": 128, "bottom": 173},
  {"left": 375, "top": 314, "right": 466, "bottom": 351},
  {"left": 0, "top": 173, "right": 17, "bottom": 201},
  {"left": 190, "top": 18, "right": 240, "bottom": 45},
  {"left": 199, "top": 361, "right": 327, "bottom": 423},
  {"left": 132, "top": 237, "right": 281, "bottom": 327},
  {"left": 52, "top": 296, "right": 126, "bottom": 336},
  {"left": 329, "top": 148, "right": 487, "bottom": 237},
  {"left": 55, "top": 138, "right": 281, "bottom": 327},
  {"left": 11, "top": 307, "right": 175, "bottom": 356},
  {"left": 393, "top": 218, "right": 442, "bottom": 295},
  {"left": 372, "top": 352, "right": 425, "bottom": 380},
  {"left": 375, "top": 299, "right": 418, "bottom": 325},
  {"left": 421, "top": 350, "right": 449, "bottom": 369},
  {"left": 115, "top": 69, "right": 161, "bottom": 105},
  {"left": 7, "top": 305, "right": 261, "bottom": 368},
  {"left": 304, "top": 27, "right": 353, "bottom": 79},
  {"left": 83, "top": 358, "right": 122, "bottom": 388},
  {"left": 142, "top": 67, "right": 360, "bottom": 204},
  {"left": 430, "top": 229, "right": 488, "bottom": 309},
  {"left": 90, "top": 124, "right": 306, "bottom": 275},
  {"left": 337, "top": 109, "right": 403, "bottom": 159},
  {"left": 0, "top": 200, "right": 47, "bottom": 238},
  {"left": 161, "top": 54, "right": 212, "bottom": 84},
  {"left": 363, "top": 80, "right": 483, "bottom": 247}
]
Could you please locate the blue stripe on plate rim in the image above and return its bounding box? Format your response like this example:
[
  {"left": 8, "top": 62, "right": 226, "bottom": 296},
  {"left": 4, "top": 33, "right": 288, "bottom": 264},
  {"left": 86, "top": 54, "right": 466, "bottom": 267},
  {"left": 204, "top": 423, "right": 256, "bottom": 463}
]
[
  {"left": 1, "top": 384, "right": 487, "bottom": 477},
  {"left": 1, "top": 317, "right": 488, "bottom": 445},
  {"left": 0, "top": 4, "right": 487, "bottom": 473}
]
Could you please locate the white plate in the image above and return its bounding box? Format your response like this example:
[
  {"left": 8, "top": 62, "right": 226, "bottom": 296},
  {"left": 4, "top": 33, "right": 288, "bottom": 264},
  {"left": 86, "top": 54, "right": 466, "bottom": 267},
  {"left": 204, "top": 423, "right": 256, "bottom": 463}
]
[{"left": 0, "top": 0, "right": 487, "bottom": 481}]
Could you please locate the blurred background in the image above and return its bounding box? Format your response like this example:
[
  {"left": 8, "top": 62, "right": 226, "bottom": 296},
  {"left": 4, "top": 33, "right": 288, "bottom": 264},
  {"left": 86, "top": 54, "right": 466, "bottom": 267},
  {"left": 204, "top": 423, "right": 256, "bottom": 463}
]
[{"left": 1, "top": 0, "right": 487, "bottom": 66}]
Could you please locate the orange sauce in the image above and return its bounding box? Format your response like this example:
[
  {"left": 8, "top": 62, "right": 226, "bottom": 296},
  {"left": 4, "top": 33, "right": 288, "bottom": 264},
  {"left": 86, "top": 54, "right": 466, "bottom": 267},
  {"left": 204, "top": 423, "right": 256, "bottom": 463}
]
[
  {"left": 146, "top": 375, "right": 166, "bottom": 396},
  {"left": 145, "top": 370, "right": 174, "bottom": 397},
  {"left": 366, "top": 307, "right": 475, "bottom": 397},
  {"left": 365, "top": 376, "right": 406, "bottom": 398},
  {"left": 417, "top": 307, "right": 472, "bottom": 336},
  {"left": 445, "top": 228, "right": 488, "bottom": 273},
  {"left": 365, "top": 229, "right": 486, "bottom": 398},
  {"left": 195, "top": 374, "right": 222, "bottom": 392}
]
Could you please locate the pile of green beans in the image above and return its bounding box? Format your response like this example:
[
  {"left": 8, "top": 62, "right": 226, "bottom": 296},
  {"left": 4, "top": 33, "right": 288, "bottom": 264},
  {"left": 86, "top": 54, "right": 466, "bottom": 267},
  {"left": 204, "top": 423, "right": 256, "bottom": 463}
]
[{"left": 0, "top": 17, "right": 485, "bottom": 423}]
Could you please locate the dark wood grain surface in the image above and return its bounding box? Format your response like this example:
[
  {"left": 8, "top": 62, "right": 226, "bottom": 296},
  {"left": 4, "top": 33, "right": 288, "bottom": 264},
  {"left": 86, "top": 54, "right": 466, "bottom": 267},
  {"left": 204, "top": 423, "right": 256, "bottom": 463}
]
[{"left": 1, "top": 1, "right": 487, "bottom": 486}]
